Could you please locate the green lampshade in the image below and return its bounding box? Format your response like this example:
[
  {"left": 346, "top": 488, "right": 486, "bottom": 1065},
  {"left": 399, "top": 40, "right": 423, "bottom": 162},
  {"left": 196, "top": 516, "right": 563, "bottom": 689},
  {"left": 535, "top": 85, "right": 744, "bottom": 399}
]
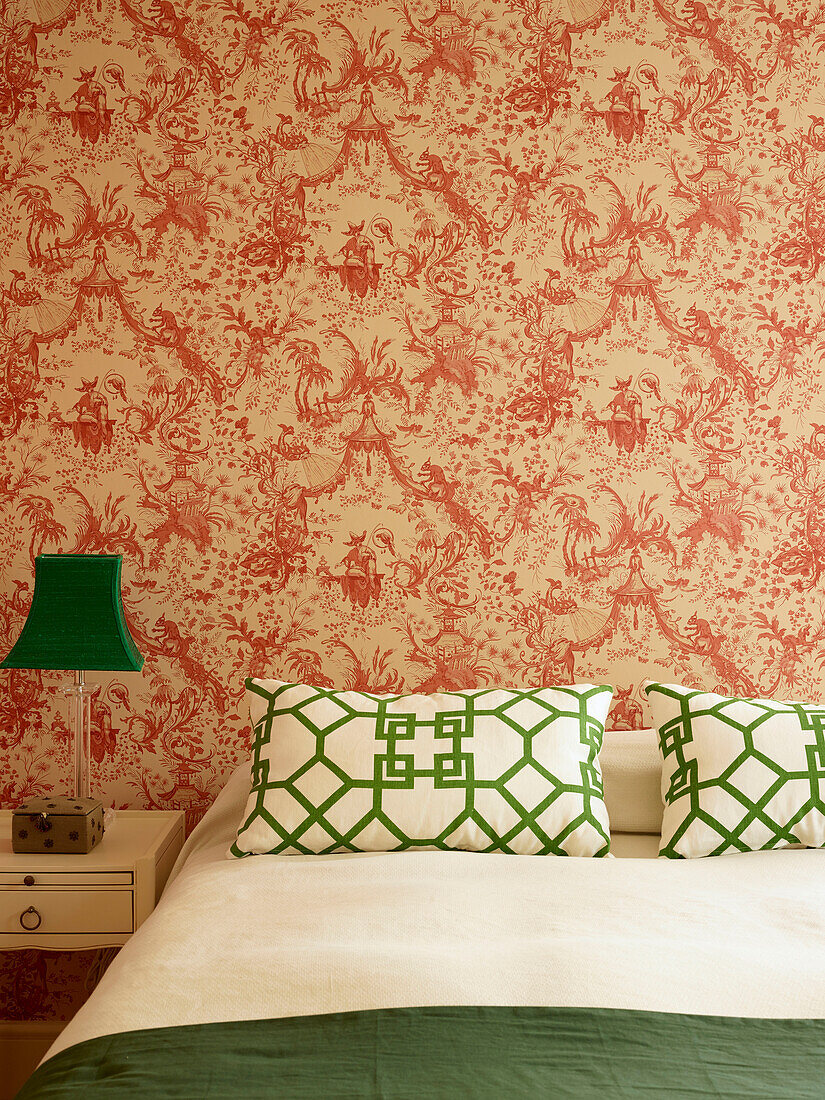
[{"left": 0, "top": 554, "right": 144, "bottom": 671}]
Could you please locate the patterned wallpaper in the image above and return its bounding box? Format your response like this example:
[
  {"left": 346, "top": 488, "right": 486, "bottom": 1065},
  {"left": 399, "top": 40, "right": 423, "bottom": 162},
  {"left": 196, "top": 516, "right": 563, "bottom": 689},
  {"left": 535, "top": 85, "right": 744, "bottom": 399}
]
[{"left": 2, "top": 0, "right": 825, "bottom": 1018}]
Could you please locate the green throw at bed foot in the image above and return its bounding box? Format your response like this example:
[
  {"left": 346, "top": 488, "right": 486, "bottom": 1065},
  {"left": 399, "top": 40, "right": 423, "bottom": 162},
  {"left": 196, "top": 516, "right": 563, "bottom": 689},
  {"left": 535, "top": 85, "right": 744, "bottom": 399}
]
[{"left": 17, "top": 1004, "right": 825, "bottom": 1099}]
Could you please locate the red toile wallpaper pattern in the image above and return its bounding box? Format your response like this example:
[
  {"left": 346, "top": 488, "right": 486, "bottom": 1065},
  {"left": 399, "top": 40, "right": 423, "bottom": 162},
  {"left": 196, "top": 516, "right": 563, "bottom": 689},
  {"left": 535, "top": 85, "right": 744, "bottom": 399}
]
[{"left": 2, "top": 0, "right": 825, "bottom": 1018}]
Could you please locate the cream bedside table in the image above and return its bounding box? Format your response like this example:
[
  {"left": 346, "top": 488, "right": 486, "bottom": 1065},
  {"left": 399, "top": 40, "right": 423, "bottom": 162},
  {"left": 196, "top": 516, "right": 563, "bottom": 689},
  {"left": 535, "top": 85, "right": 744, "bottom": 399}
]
[{"left": 0, "top": 810, "right": 185, "bottom": 949}]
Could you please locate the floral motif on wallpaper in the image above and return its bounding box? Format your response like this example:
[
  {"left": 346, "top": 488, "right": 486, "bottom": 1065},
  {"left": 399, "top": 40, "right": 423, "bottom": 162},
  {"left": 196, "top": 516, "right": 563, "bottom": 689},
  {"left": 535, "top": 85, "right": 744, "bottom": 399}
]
[{"left": 2, "top": 0, "right": 825, "bottom": 1016}]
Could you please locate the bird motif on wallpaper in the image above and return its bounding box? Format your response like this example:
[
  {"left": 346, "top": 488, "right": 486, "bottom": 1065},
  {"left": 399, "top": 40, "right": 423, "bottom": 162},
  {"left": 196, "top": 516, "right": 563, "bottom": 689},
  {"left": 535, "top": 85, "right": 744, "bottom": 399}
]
[
  {"left": 50, "top": 175, "right": 142, "bottom": 266},
  {"left": 218, "top": 0, "right": 304, "bottom": 76},
  {"left": 505, "top": 0, "right": 615, "bottom": 123},
  {"left": 119, "top": 0, "right": 223, "bottom": 92},
  {"left": 314, "top": 20, "right": 408, "bottom": 109},
  {"left": 750, "top": 0, "right": 825, "bottom": 79},
  {"left": 652, "top": 0, "right": 757, "bottom": 91}
]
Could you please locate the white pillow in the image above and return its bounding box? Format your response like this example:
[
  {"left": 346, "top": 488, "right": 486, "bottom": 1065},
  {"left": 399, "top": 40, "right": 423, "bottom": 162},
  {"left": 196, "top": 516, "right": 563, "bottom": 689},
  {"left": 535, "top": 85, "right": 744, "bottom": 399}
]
[
  {"left": 601, "top": 727, "right": 662, "bottom": 834},
  {"left": 231, "top": 679, "right": 614, "bottom": 857},
  {"left": 645, "top": 681, "right": 825, "bottom": 857}
]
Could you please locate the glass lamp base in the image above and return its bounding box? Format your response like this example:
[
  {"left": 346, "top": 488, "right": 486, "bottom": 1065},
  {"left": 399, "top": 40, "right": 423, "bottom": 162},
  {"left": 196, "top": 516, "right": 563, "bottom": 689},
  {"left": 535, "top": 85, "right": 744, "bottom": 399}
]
[{"left": 61, "top": 672, "right": 99, "bottom": 800}]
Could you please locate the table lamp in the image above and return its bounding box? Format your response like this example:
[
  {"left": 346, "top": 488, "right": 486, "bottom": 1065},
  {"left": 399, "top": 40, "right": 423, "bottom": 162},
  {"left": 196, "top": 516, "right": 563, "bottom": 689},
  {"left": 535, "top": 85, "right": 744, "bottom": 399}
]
[{"left": 0, "top": 554, "right": 144, "bottom": 798}]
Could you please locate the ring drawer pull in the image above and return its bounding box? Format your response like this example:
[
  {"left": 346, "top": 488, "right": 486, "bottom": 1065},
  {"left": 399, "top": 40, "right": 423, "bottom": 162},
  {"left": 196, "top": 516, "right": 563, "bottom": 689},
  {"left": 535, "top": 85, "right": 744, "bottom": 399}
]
[{"left": 19, "top": 906, "right": 42, "bottom": 931}]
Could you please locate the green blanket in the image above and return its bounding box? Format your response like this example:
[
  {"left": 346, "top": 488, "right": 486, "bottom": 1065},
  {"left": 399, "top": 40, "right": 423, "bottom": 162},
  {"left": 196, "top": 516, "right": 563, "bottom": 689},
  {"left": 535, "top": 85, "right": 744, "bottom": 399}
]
[{"left": 17, "top": 1005, "right": 825, "bottom": 1099}]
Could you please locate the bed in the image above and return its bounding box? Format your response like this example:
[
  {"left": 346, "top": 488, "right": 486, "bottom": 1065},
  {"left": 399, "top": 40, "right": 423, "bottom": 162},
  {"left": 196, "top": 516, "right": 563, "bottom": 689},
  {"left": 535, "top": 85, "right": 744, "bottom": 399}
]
[{"left": 18, "top": 729, "right": 825, "bottom": 1098}]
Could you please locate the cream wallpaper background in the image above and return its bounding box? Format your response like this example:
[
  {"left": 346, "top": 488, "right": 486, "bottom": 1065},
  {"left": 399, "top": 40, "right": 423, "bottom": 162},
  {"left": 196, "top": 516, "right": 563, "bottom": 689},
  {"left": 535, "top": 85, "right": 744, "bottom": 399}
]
[{"left": 2, "top": 0, "right": 825, "bottom": 1018}]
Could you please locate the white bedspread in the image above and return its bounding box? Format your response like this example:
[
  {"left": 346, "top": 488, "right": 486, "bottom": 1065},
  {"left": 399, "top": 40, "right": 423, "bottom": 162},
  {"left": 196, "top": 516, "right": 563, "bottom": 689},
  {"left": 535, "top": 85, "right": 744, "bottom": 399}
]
[{"left": 48, "top": 764, "right": 825, "bottom": 1061}]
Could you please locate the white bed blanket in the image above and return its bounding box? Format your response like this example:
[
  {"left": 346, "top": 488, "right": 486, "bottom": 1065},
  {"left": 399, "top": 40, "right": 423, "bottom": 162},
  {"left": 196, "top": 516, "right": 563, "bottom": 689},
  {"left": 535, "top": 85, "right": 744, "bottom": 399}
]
[{"left": 48, "top": 764, "right": 825, "bottom": 1060}]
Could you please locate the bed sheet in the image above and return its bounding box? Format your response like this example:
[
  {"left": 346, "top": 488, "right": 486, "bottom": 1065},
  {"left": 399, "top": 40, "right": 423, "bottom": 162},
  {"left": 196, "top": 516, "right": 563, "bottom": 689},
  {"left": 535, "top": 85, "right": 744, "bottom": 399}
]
[{"left": 45, "top": 762, "right": 825, "bottom": 1063}]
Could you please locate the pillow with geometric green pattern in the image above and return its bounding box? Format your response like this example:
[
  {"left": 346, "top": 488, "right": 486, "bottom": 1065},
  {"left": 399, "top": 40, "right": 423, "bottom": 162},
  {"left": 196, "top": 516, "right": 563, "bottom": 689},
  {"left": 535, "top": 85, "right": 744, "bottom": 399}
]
[
  {"left": 230, "top": 679, "right": 614, "bottom": 857},
  {"left": 645, "top": 681, "right": 825, "bottom": 858}
]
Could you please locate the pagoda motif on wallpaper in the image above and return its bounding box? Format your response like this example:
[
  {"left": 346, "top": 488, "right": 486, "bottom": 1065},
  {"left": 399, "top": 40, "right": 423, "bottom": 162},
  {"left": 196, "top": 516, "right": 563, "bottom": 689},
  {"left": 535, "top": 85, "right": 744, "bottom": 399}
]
[{"left": 3, "top": 0, "right": 825, "bottom": 1019}]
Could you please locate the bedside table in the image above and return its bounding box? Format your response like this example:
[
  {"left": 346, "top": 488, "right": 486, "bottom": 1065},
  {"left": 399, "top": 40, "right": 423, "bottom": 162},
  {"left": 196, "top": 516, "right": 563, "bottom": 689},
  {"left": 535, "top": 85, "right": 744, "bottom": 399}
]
[{"left": 0, "top": 810, "right": 185, "bottom": 950}]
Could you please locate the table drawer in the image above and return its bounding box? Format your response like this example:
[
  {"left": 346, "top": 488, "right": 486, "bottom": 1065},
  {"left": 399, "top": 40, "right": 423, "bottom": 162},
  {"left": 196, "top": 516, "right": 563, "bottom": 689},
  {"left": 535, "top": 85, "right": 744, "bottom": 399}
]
[
  {"left": 0, "top": 871, "right": 133, "bottom": 887},
  {"left": 0, "top": 888, "right": 134, "bottom": 936}
]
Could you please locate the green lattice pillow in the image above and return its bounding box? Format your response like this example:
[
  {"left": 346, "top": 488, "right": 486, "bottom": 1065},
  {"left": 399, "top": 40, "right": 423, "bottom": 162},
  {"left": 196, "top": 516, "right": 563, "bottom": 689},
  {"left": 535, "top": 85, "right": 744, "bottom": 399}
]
[
  {"left": 231, "top": 679, "right": 614, "bottom": 857},
  {"left": 645, "top": 681, "right": 825, "bottom": 858}
]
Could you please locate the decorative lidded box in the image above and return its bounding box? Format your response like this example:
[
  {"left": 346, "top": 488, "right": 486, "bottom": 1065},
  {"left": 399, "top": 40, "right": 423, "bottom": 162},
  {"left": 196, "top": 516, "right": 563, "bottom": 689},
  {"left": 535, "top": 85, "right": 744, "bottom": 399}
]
[{"left": 12, "top": 797, "right": 105, "bottom": 854}]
